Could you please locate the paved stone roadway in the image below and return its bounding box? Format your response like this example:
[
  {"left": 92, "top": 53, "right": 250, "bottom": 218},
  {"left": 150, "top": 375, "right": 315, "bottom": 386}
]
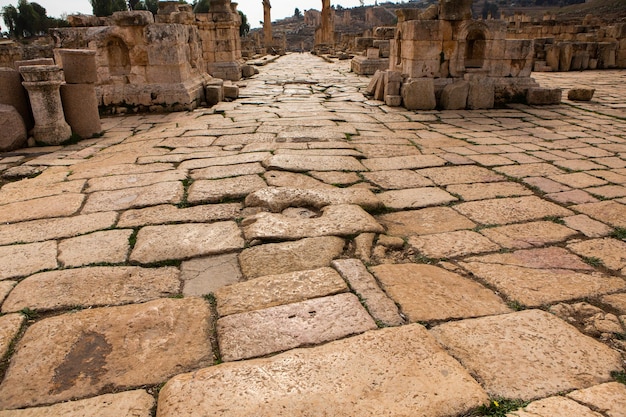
[{"left": 0, "top": 53, "right": 625, "bottom": 416}]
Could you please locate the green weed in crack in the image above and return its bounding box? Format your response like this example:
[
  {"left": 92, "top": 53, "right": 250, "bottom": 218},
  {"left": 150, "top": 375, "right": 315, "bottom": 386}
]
[{"left": 469, "top": 398, "right": 529, "bottom": 417}]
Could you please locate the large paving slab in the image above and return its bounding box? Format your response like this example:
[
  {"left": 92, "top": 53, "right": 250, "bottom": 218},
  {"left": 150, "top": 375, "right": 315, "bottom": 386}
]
[
  {"left": 244, "top": 186, "right": 381, "bottom": 211},
  {"left": 263, "top": 154, "right": 367, "bottom": 172},
  {"left": 85, "top": 170, "right": 186, "bottom": 192},
  {"left": 506, "top": 396, "right": 603, "bottom": 417},
  {"left": 0, "top": 193, "right": 84, "bottom": 223},
  {"left": 157, "top": 324, "right": 488, "bottom": 416},
  {"left": 479, "top": 220, "right": 578, "bottom": 249},
  {"left": 217, "top": 293, "right": 377, "bottom": 361},
  {"left": 58, "top": 229, "right": 132, "bottom": 267},
  {"left": 117, "top": 203, "right": 241, "bottom": 227},
  {"left": 238, "top": 236, "right": 345, "bottom": 278},
  {"left": 566, "top": 382, "right": 626, "bottom": 417},
  {"left": 362, "top": 170, "right": 434, "bottom": 189},
  {"left": 418, "top": 165, "right": 506, "bottom": 185},
  {"left": 453, "top": 196, "right": 574, "bottom": 225},
  {"left": 0, "top": 298, "right": 214, "bottom": 409},
  {"left": 378, "top": 207, "right": 476, "bottom": 237},
  {"left": 371, "top": 263, "right": 510, "bottom": 322},
  {"left": 215, "top": 267, "right": 347, "bottom": 317},
  {"left": 242, "top": 204, "right": 383, "bottom": 240},
  {"left": 378, "top": 187, "right": 457, "bottom": 210},
  {"left": 571, "top": 200, "right": 626, "bottom": 228},
  {"left": 446, "top": 181, "right": 534, "bottom": 201},
  {"left": 130, "top": 221, "right": 244, "bottom": 264},
  {"left": 0, "top": 179, "right": 85, "bottom": 205},
  {"left": 567, "top": 237, "right": 626, "bottom": 274},
  {"left": 180, "top": 253, "right": 242, "bottom": 296},
  {"left": 0, "top": 241, "right": 57, "bottom": 280},
  {"left": 0, "top": 390, "right": 155, "bottom": 417},
  {"left": 0, "top": 314, "right": 24, "bottom": 359},
  {"left": 187, "top": 175, "right": 267, "bottom": 203},
  {"left": 459, "top": 248, "right": 626, "bottom": 306},
  {"left": 82, "top": 182, "right": 183, "bottom": 213},
  {"left": 263, "top": 170, "right": 334, "bottom": 188},
  {"left": 408, "top": 230, "right": 501, "bottom": 258},
  {"left": 430, "top": 309, "right": 623, "bottom": 400},
  {"left": 361, "top": 155, "right": 446, "bottom": 171},
  {"left": 1, "top": 266, "right": 180, "bottom": 313}
]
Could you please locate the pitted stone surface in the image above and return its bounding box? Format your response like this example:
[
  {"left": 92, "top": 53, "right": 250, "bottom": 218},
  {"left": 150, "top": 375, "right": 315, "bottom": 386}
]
[
  {"left": 190, "top": 162, "right": 265, "bottom": 180},
  {"left": 0, "top": 241, "right": 57, "bottom": 280},
  {"left": 217, "top": 293, "right": 377, "bottom": 361},
  {"left": 85, "top": 170, "right": 186, "bottom": 192},
  {"left": 58, "top": 229, "right": 132, "bottom": 267},
  {"left": 0, "top": 314, "right": 24, "bottom": 359},
  {"left": 431, "top": 309, "right": 623, "bottom": 400},
  {"left": 418, "top": 165, "right": 506, "bottom": 185},
  {"left": 379, "top": 187, "right": 457, "bottom": 210},
  {"left": 263, "top": 170, "right": 334, "bottom": 189},
  {"left": 264, "top": 154, "right": 367, "bottom": 172},
  {"left": 239, "top": 236, "right": 345, "bottom": 279},
  {"left": 0, "top": 298, "right": 214, "bottom": 409},
  {"left": 157, "top": 324, "right": 488, "bottom": 416},
  {"left": 0, "top": 390, "right": 155, "bottom": 417},
  {"left": 506, "top": 396, "right": 603, "bottom": 417},
  {"left": 479, "top": 221, "right": 578, "bottom": 249},
  {"left": 216, "top": 267, "right": 347, "bottom": 317},
  {"left": 567, "top": 238, "right": 626, "bottom": 273},
  {"left": 571, "top": 201, "right": 626, "bottom": 228},
  {"left": 117, "top": 203, "right": 242, "bottom": 228},
  {"left": 244, "top": 187, "right": 381, "bottom": 212},
  {"left": 82, "top": 182, "right": 183, "bottom": 213},
  {"left": 130, "top": 222, "right": 244, "bottom": 264},
  {"left": 1, "top": 193, "right": 84, "bottom": 223},
  {"left": 378, "top": 207, "right": 475, "bottom": 237},
  {"left": 332, "top": 259, "right": 404, "bottom": 326},
  {"left": 454, "top": 196, "right": 573, "bottom": 225},
  {"left": 371, "top": 263, "right": 509, "bottom": 322},
  {"left": 2, "top": 266, "right": 180, "bottom": 313},
  {"left": 566, "top": 382, "right": 626, "bottom": 417},
  {"left": 187, "top": 175, "right": 267, "bottom": 203},
  {"left": 408, "top": 230, "right": 501, "bottom": 258},
  {"left": 242, "top": 204, "right": 383, "bottom": 241}
]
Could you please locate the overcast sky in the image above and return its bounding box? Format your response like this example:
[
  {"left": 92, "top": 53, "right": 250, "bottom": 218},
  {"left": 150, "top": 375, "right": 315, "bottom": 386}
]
[{"left": 0, "top": 0, "right": 379, "bottom": 29}]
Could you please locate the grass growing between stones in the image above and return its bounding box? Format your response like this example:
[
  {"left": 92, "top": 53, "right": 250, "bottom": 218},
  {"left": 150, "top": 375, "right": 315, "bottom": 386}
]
[
  {"left": 469, "top": 398, "right": 528, "bottom": 416},
  {"left": 610, "top": 227, "right": 626, "bottom": 241},
  {"left": 612, "top": 370, "right": 626, "bottom": 385},
  {"left": 582, "top": 256, "right": 604, "bottom": 268}
]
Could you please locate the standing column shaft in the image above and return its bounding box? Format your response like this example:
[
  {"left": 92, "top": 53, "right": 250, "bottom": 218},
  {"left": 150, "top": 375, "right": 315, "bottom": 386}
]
[{"left": 263, "top": 0, "right": 272, "bottom": 50}]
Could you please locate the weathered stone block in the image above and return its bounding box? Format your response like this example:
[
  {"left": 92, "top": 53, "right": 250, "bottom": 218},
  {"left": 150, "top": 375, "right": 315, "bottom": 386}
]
[
  {"left": 0, "top": 104, "right": 27, "bottom": 152},
  {"left": 223, "top": 83, "right": 239, "bottom": 99},
  {"left": 60, "top": 84, "right": 101, "bottom": 138},
  {"left": 401, "top": 78, "right": 436, "bottom": 110},
  {"left": 527, "top": 87, "right": 562, "bottom": 105},
  {"left": 568, "top": 88, "right": 595, "bottom": 101},
  {"left": 440, "top": 80, "right": 469, "bottom": 110},
  {"left": 0, "top": 67, "right": 33, "bottom": 130},
  {"left": 56, "top": 49, "right": 97, "bottom": 84},
  {"left": 467, "top": 77, "right": 494, "bottom": 109}
]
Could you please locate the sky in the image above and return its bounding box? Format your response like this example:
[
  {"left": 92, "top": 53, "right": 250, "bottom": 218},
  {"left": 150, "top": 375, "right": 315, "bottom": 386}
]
[{"left": 0, "top": 0, "right": 379, "bottom": 29}]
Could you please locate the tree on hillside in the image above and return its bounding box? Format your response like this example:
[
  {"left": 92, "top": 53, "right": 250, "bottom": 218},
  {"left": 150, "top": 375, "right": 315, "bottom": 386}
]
[
  {"left": 294, "top": 7, "right": 302, "bottom": 18},
  {"left": 2, "top": 0, "right": 63, "bottom": 38},
  {"left": 90, "top": 0, "right": 127, "bottom": 17},
  {"left": 239, "top": 10, "right": 249, "bottom": 36}
]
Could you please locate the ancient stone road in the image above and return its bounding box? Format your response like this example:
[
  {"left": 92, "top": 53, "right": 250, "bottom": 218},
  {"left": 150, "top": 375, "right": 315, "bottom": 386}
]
[{"left": 0, "top": 53, "right": 626, "bottom": 415}]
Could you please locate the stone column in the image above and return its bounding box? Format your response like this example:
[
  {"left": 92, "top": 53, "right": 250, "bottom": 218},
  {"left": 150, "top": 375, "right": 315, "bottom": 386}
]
[
  {"left": 58, "top": 49, "right": 102, "bottom": 138},
  {"left": 19, "top": 65, "right": 71, "bottom": 145},
  {"left": 263, "top": 0, "right": 272, "bottom": 52}
]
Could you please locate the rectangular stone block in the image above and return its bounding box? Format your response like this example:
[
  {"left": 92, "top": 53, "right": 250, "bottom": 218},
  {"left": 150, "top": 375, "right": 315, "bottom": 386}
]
[{"left": 526, "top": 87, "right": 562, "bottom": 105}]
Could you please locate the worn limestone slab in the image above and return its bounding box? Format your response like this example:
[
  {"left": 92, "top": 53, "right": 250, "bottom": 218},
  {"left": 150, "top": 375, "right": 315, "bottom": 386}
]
[
  {"left": 157, "top": 324, "right": 488, "bottom": 417},
  {"left": 68, "top": 162, "right": 175, "bottom": 181},
  {"left": 242, "top": 204, "right": 383, "bottom": 241},
  {"left": 190, "top": 162, "right": 265, "bottom": 180},
  {"left": 379, "top": 187, "right": 457, "bottom": 210},
  {"left": 117, "top": 203, "right": 242, "bottom": 228},
  {"left": 495, "top": 162, "right": 566, "bottom": 178},
  {"left": 263, "top": 154, "right": 367, "bottom": 172},
  {"left": 454, "top": 196, "right": 573, "bottom": 225},
  {"left": 217, "top": 293, "right": 377, "bottom": 361},
  {"left": 378, "top": 207, "right": 476, "bottom": 237},
  {"left": 567, "top": 238, "right": 626, "bottom": 273},
  {"left": 362, "top": 170, "right": 433, "bottom": 190},
  {"left": 601, "top": 293, "right": 626, "bottom": 314},
  {"left": 0, "top": 390, "right": 155, "bottom": 417},
  {"left": 58, "top": 229, "right": 132, "bottom": 267},
  {"left": 567, "top": 382, "right": 626, "bottom": 417},
  {"left": 85, "top": 170, "right": 186, "bottom": 192},
  {"left": 0, "top": 314, "right": 24, "bottom": 359},
  {"left": 572, "top": 201, "right": 626, "bottom": 228},
  {"left": 418, "top": 165, "right": 506, "bottom": 185},
  {"left": 0, "top": 241, "right": 57, "bottom": 280},
  {"left": 130, "top": 222, "right": 244, "bottom": 264},
  {"left": 430, "top": 309, "right": 623, "bottom": 400},
  {"left": 479, "top": 220, "right": 578, "bottom": 249},
  {"left": 2, "top": 266, "right": 180, "bottom": 313},
  {"left": 0, "top": 212, "right": 118, "bottom": 246},
  {"left": 371, "top": 263, "right": 509, "bottom": 322},
  {"left": 0, "top": 281, "right": 15, "bottom": 304},
  {"left": 187, "top": 175, "right": 267, "bottom": 204},
  {"left": 1, "top": 193, "right": 84, "bottom": 223},
  {"left": 82, "top": 182, "right": 183, "bottom": 213},
  {"left": 0, "top": 179, "right": 85, "bottom": 205},
  {"left": 178, "top": 152, "right": 272, "bottom": 170},
  {"left": 446, "top": 182, "right": 533, "bottom": 201},
  {"left": 408, "top": 230, "right": 500, "bottom": 258},
  {"left": 309, "top": 170, "right": 361, "bottom": 186},
  {"left": 332, "top": 259, "right": 404, "bottom": 326},
  {"left": 215, "top": 267, "right": 347, "bottom": 317},
  {"left": 239, "top": 236, "right": 345, "bottom": 279},
  {"left": 507, "top": 396, "right": 603, "bottom": 417},
  {"left": 362, "top": 155, "right": 446, "bottom": 171},
  {"left": 0, "top": 298, "right": 214, "bottom": 409},
  {"left": 181, "top": 253, "right": 242, "bottom": 297},
  {"left": 244, "top": 186, "right": 381, "bottom": 212},
  {"left": 459, "top": 249, "right": 625, "bottom": 307}
]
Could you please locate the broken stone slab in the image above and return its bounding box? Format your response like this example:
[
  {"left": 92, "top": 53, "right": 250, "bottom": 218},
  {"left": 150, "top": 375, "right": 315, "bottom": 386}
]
[
  {"left": 187, "top": 175, "right": 267, "bottom": 204},
  {"left": 332, "top": 259, "right": 404, "bottom": 326},
  {"left": 566, "top": 382, "right": 626, "bottom": 417},
  {"left": 1, "top": 266, "right": 180, "bottom": 313},
  {"left": 371, "top": 263, "right": 510, "bottom": 322},
  {"left": 363, "top": 170, "right": 433, "bottom": 189},
  {"left": 567, "top": 88, "right": 595, "bottom": 101},
  {"left": 156, "top": 324, "right": 489, "bottom": 416},
  {"left": 401, "top": 78, "right": 436, "bottom": 110},
  {"left": 430, "top": 309, "right": 623, "bottom": 400},
  {"left": 242, "top": 204, "right": 384, "bottom": 241},
  {"left": 217, "top": 293, "right": 377, "bottom": 361},
  {"left": 130, "top": 221, "right": 244, "bottom": 264},
  {"left": 82, "top": 181, "right": 183, "bottom": 213},
  {"left": 263, "top": 154, "right": 367, "bottom": 172},
  {"left": 239, "top": 236, "right": 345, "bottom": 279},
  {"left": 0, "top": 390, "right": 155, "bottom": 417},
  {"left": 0, "top": 298, "right": 214, "bottom": 410},
  {"left": 379, "top": 187, "right": 457, "bottom": 210},
  {"left": 440, "top": 80, "right": 469, "bottom": 110},
  {"left": 244, "top": 186, "right": 382, "bottom": 212},
  {"left": 58, "top": 229, "right": 133, "bottom": 267},
  {"left": 526, "top": 87, "right": 562, "bottom": 105},
  {"left": 181, "top": 253, "right": 242, "bottom": 297},
  {"left": 0, "top": 241, "right": 58, "bottom": 280},
  {"left": 215, "top": 267, "right": 348, "bottom": 317},
  {"left": 507, "top": 396, "right": 604, "bottom": 417},
  {"left": 0, "top": 104, "right": 27, "bottom": 152}
]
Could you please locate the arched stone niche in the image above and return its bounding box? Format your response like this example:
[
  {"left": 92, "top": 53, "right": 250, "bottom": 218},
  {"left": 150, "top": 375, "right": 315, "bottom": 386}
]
[{"left": 106, "top": 36, "right": 131, "bottom": 80}]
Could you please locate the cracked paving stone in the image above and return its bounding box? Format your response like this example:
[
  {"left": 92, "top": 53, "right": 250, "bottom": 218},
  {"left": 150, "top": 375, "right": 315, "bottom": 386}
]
[
  {"left": 1, "top": 266, "right": 180, "bottom": 313},
  {"left": 378, "top": 207, "right": 476, "bottom": 237},
  {"left": 431, "top": 309, "right": 623, "bottom": 400},
  {"left": 58, "top": 229, "right": 133, "bottom": 267},
  {"left": 187, "top": 175, "right": 267, "bottom": 204},
  {"left": 82, "top": 182, "right": 183, "bottom": 213},
  {"left": 479, "top": 220, "right": 578, "bottom": 249},
  {"left": 0, "top": 314, "right": 24, "bottom": 359},
  {"left": 245, "top": 186, "right": 381, "bottom": 212},
  {"left": 130, "top": 221, "right": 244, "bottom": 264},
  {"left": 506, "top": 396, "right": 603, "bottom": 417},
  {"left": 215, "top": 267, "right": 348, "bottom": 317},
  {"left": 263, "top": 154, "right": 367, "bottom": 172},
  {"left": 0, "top": 241, "right": 57, "bottom": 280},
  {"left": 181, "top": 253, "right": 242, "bottom": 296},
  {"left": 571, "top": 200, "right": 626, "bottom": 228},
  {"left": 217, "top": 293, "right": 377, "bottom": 361},
  {"left": 379, "top": 187, "right": 457, "bottom": 210},
  {"left": 0, "top": 193, "right": 84, "bottom": 223},
  {"left": 566, "top": 382, "right": 626, "bottom": 417},
  {"left": 242, "top": 204, "right": 383, "bottom": 241},
  {"left": 371, "top": 263, "right": 509, "bottom": 322},
  {"left": 157, "top": 324, "right": 488, "bottom": 417},
  {"left": 0, "top": 298, "right": 214, "bottom": 409},
  {"left": 408, "top": 230, "right": 501, "bottom": 258},
  {"left": 453, "top": 196, "right": 573, "bottom": 225},
  {"left": 238, "top": 236, "right": 345, "bottom": 279},
  {"left": 567, "top": 238, "right": 626, "bottom": 274}
]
